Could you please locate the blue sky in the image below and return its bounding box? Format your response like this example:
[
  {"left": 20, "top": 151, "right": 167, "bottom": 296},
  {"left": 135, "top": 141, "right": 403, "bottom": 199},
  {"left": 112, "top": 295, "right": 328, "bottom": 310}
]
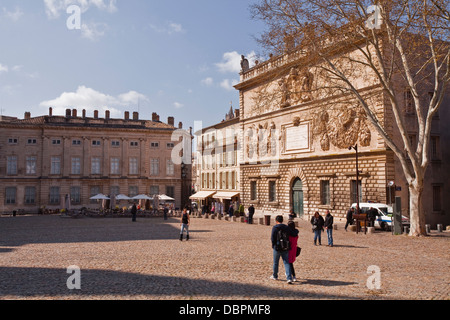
[{"left": 0, "top": 0, "right": 264, "bottom": 128}]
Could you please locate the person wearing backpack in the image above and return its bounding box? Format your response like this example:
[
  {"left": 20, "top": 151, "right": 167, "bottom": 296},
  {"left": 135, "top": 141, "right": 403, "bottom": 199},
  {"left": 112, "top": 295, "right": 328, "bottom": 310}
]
[{"left": 270, "top": 215, "right": 298, "bottom": 284}]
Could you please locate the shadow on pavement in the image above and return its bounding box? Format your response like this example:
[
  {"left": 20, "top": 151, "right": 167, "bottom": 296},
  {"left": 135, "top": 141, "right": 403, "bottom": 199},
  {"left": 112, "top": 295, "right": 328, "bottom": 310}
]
[{"left": 0, "top": 267, "right": 360, "bottom": 300}]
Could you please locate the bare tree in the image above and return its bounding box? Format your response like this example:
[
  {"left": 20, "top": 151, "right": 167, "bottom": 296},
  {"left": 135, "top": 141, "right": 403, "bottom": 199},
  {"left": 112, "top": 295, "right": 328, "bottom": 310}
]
[{"left": 251, "top": 0, "right": 450, "bottom": 236}]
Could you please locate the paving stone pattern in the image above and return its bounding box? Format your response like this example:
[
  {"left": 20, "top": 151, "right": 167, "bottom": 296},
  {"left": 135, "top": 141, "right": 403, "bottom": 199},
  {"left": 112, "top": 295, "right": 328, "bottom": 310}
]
[{"left": 0, "top": 215, "right": 448, "bottom": 300}]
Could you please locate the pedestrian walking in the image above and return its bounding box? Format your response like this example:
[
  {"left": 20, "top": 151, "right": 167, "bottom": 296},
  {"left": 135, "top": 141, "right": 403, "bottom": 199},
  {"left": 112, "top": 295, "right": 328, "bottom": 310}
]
[
  {"left": 324, "top": 210, "right": 334, "bottom": 247},
  {"left": 367, "top": 207, "right": 378, "bottom": 227},
  {"left": 288, "top": 209, "right": 296, "bottom": 220},
  {"left": 228, "top": 204, "right": 234, "bottom": 218},
  {"left": 131, "top": 203, "right": 137, "bottom": 222},
  {"left": 270, "top": 215, "right": 297, "bottom": 284},
  {"left": 310, "top": 211, "right": 324, "bottom": 245},
  {"left": 345, "top": 207, "right": 354, "bottom": 231},
  {"left": 163, "top": 206, "right": 168, "bottom": 220},
  {"left": 248, "top": 204, "right": 255, "bottom": 224},
  {"left": 287, "top": 221, "right": 299, "bottom": 282},
  {"left": 180, "top": 208, "right": 190, "bottom": 241}
]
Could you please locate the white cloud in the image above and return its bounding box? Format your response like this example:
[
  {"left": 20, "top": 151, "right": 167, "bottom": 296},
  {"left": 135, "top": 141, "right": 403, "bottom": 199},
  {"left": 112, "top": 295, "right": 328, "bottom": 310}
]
[
  {"left": 216, "top": 51, "right": 257, "bottom": 73},
  {"left": 81, "top": 22, "right": 108, "bottom": 41},
  {"left": 220, "top": 79, "right": 239, "bottom": 91},
  {"left": 3, "top": 7, "right": 24, "bottom": 21},
  {"left": 43, "top": 0, "right": 117, "bottom": 19},
  {"left": 201, "top": 77, "right": 214, "bottom": 86},
  {"left": 0, "top": 64, "right": 8, "bottom": 73},
  {"left": 39, "top": 86, "right": 149, "bottom": 117},
  {"left": 173, "top": 102, "right": 184, "bottom": 109},
  {"left": 149, "top": 21, "right": 186, "bottom": 35}
]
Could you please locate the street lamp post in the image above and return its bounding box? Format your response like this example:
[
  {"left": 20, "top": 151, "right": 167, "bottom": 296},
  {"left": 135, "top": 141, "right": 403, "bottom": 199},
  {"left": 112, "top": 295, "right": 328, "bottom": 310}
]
[{"left": 349, "top": 144, "right": 360, "bottom": 214}]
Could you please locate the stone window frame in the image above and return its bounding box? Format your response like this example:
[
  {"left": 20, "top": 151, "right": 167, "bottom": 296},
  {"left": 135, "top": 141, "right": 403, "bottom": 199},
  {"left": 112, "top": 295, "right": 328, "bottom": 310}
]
[{"left": 316, "top": 173, "right": 336, "bottom": 210}]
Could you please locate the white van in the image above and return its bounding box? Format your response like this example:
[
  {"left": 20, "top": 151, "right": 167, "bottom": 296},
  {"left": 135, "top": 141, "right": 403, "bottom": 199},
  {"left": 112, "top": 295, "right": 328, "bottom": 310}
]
[{"left": 351, "top": 203, "right": 410, "bottom": 231}]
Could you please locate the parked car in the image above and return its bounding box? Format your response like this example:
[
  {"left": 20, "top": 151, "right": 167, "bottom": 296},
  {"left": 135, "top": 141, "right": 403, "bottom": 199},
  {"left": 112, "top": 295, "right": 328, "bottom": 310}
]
[{"left": 351, "top": 203, "right": 410, "bottom": 231}]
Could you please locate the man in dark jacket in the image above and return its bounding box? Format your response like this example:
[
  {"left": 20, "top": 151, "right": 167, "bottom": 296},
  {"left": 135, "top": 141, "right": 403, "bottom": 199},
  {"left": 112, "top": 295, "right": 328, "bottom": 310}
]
[
  {"left": 324, "top": 210, "right": 334, "bottom": 247},
  {"left": 345, "top": 207, "right": 354, "bottom": 231},
  {"left": 248, "top": 205, "right": 255, "bottom": 224},
  {"left": 270, "top": 215, "right": 298, "bottom": 284}
]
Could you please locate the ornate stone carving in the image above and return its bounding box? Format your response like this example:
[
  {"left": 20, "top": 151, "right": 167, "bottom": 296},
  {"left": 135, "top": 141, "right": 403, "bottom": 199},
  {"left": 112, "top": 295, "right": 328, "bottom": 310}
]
[{"left": 313, "top": 105, "right": 372, "bottom": 151}]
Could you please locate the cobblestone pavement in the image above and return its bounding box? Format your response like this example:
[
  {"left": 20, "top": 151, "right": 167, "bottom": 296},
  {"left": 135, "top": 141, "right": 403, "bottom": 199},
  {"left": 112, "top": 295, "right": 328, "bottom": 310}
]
[{"left": 0, "top": 215, "right": 448, "bottom": 300}]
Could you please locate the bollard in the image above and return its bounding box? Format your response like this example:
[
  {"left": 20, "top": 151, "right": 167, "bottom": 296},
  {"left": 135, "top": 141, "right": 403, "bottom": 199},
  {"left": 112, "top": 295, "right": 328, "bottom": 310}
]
[
  {"left": 425, "top": 224, "right": 431, "bottom": 234},
  {"left": 333, "top": 224, "right": 338, "bottom": 230},
  {"left": 437, "top": 224, "right": 443, "bottom": 232}
]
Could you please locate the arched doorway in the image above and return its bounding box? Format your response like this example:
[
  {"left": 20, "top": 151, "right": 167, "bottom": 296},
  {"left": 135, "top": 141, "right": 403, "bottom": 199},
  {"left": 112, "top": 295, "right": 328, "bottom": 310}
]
[{"left": 292, "top": 178, "right": 304, "bottom": 217}]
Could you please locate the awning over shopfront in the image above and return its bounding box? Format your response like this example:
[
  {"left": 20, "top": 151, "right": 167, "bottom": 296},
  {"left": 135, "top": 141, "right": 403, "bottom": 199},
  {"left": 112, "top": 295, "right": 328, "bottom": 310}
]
[
  {"left": 189, "top": 191, "right": 216, "bottom": 200},
  {"left": 212, "top": 192, "right": 240, "bottom": 200}
]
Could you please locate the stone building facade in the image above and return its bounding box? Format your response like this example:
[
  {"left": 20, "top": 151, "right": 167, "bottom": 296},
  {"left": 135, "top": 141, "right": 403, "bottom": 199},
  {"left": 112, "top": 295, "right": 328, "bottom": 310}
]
[
  {"left": 191, "top": 107, "right": 241, "bottom": 214},
  {"left": 234, "top": 49, "right": 449, "bottom": 227},
  {"left": 0, "top": 109, "right": 193, "bottom": 213}
]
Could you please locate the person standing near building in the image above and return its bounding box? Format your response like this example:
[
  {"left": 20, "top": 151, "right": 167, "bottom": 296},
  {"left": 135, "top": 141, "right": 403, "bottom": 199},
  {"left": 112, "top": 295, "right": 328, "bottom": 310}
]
[
  {"left": 248, "top": 204, "right": 255, "bottom": 224},
  {"left": 180, "top": 208, "right": 190, "bottom": 241},
  {"left": 270, "top": 215, "right": 297, "bottom": 284},
  {"left": 287, "top": 221, "right": 299, "bottom": 282},
  {"left": 324, "top": 210, "right": 334, "bottom": 247},
  {"left": 131, "top": 203, "right": 137, "bottom": 222},
  {"left": 345, "top": 207, "right": 354, "bottom": 231},
  {"left": 310, "top": 211, "right": 324, "bottom": 245}
]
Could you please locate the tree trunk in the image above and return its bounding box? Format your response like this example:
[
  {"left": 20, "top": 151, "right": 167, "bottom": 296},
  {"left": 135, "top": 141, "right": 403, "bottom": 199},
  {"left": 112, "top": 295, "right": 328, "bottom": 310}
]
[{"left": 408, "top": 183, "right": 427, "bottom": 236}]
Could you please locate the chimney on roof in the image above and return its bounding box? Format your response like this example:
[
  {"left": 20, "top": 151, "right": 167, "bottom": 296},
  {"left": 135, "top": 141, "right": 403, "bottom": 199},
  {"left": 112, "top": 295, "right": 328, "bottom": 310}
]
[
  {"left": 152, "top": 112, "right": 159, "bottom": 122},
  {"left": 133, "top": 112, "right": 139, "bottom": 120},
  {"left": 94, "top": 110, "right": 99, "bottom": 119},
  {"left": 168, "top": 117, "right": 175, "bottom": 127},
  {"left": 178, "top": 122, "right": 183, "bottom": 129},
  {"left": 72, "top": 109, "right": 77, "bottom": 117},
  {"left": 49, "top": 107, "right": 53, "bottom": 117},
  {"left": 24, "top": 112, "right": 31, "bottom": 120},
  {"left": 124, "top": 111, "right": 130, "bottom": 120},
  {"left": 82, "top": 109, "right": 86, "bottom": 118},
  {"left": 66, "top": 109, "right": 71, "bottom": 117},
  {"left": 105, "top": 110, "right": 110, "bottom": 120}
]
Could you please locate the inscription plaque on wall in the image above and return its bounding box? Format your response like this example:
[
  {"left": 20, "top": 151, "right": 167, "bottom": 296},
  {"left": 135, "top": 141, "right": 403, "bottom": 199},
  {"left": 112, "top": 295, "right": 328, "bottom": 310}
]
[{"left": 285, "top": 124, "right": 309, "bottom": 152}]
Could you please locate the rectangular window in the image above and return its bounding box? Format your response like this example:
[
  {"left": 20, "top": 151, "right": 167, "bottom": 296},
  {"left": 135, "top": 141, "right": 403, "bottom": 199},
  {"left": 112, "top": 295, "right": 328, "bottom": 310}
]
[
  {"left": 431, "top": 136, "right": 440, "bottom": 160},
  {"left": 111, "top": 141, "right": 120, "bottom": 147},
  {"left": 71, "top": 187, "right": 81, "bottom": 204},
  {"left": 129, "top": 158, "right": 138, "bottom": 175},
  {"left": 91, "top": 158, "right": 101, "bottom": 174},
  {"left": 49, "top": 187, "right": 60, "bottom": 205},
  {"left": 321, "top": 180, "right": 331, "bottom": 205},
  {"left": 7, "top": 156, "right": 17, "bottom": 175},
  {"left": 166, "top": 186, "right": 175, "bottom": 198},
  {"left": 130, "top": 141, "right": 139, "bottom": 147},
  {"left": 433, "top": 186, "right": 442, "bottom": 212},
  {"left": 351, "top": 180, "right": 362, "bottom": 205},
  {"left": 51, "top": 157, "right": 61, "bottom": 175},
  {"left": 92, "top": 140, "right": 101, "bottom": 146},
  {"left": 150, "top": 159, "right": 160, "bottom": 176},
  {"left": 404, "top": 90, "right": 414, "bottom": 114},
  {"left": 27, "top": 138, "right": 37, "bottom": 145},
  {"left": 250, "top": 181, "right": 257, "bottom": 201},
  {"left": 5, "top": 187, "right": 16, "bottom": 204},
  {"left": 90, "top": 186, "right": 101, "bottom": 204},
  {"left": 8, "top": 138, "right": 18, "bottom": 144},
  {"left": 72, "top": 140, "right": 81, "bottom": 146},
  {"left": 24, "top": 187, "right": 36, "bottom": 204},
  {"left": 52, "top": 139, "right": 61, "bottom": 145},
  {"left": 167, "top": 143, "right": 175, "bottom": 149},
  {"left": 129, "top": 186, "right": 138, "bottom": 198},
  {"left": 110, "top": 186, "right": 120, "bottom": 198},
  {"left": 166, "top": 159, "right": 175, "bottom": 176},
  {"left": 26, "top": 156, "right": 37, "bottom": 175},
  {"left": 71, "top": 157, "right": 81, "bottom": 175},
  {"left": 150, "top": 186, "right": 159, "bottom": 196},
  {"left": 111, "top": 158, "right": 120, "bottom": 175},
  {"left": 151, "top": 142, "right": 159, "bottom": 148},
  {"left": 269, "top": 181, "right": 276, "bottom": 202}
]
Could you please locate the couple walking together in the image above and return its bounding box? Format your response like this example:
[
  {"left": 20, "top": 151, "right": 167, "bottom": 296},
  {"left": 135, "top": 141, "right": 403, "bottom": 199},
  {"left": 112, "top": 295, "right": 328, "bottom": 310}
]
[{"left": 270, "top": 215, "right": 300, "bottom": 284}]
